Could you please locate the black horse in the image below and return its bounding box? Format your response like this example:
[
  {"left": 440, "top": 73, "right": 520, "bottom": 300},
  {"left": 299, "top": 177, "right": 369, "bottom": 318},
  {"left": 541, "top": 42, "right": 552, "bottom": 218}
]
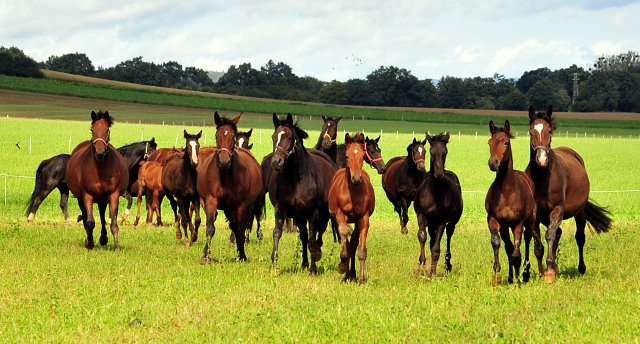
[
  {"left": 267, "top": 113, "right": 337, "bottom": 275},
  {"left": 25, "top": 139, "right": 157, "bottom": 225}
]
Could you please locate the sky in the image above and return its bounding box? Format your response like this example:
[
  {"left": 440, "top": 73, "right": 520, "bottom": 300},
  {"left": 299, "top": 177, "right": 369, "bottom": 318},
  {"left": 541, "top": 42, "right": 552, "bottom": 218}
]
[{"left": 2, "top": 0, "right": 640, "bottom": 82}]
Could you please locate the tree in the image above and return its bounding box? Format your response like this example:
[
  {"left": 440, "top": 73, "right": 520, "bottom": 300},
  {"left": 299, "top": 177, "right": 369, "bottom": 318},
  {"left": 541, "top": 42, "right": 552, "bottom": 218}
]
[
  {"left": 159, "top": 61, "right": 184, "bottom": 88},
  {"left": 497, "top": 89, "right": 528, "bottom": 110},
  {"left": 319, "top": 80, "right": 350, "bottom": 105},
  {"left": 0, "top": 46, "right": 44, "bottom": 78},
  {"left": 516, "top": 67, "right": 550, "bottom": 94},
  {"left": 260, "top": 60, "right": 295, "bottom": 86},
  {"left": 42, "top": 53, "right": 95, "bottom": 76},
  {"left": 526, "top": 79, "right": 555, "bottom": 110},
  {"left": 438, "top": 76, "right": 466, "bottom": 109}
]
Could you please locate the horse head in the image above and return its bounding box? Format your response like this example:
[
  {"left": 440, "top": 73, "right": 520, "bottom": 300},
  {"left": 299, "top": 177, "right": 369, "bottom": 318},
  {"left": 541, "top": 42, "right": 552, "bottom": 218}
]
[
  {"left": 320, "top": 114, "right": 341, "bottom": 149},
  {"left": 364, "top": 135, "right": 385, "bottom": 174},
  {"left": 488, "top": 120, "right": 514, "bottom": 172},
  {"left": 183, "top": 130, "right": 202, "bottom": 168},
  {"left": 271, "top": 113, "right": 308, "bottom": 171},
  {"left": 90, "top": 110, "right": 113, "bottom": 161},
  {"left": 345, "top": 132, "right": 366, "bottom": 186},
  {"left": 144, "top": 137, "right": 157, "bottom": 160},
  {"left": 214, "top": 111, "right": 241, "bottom": 170},
  {"left": 236, "top": 128, "right": 253, "bottom": 150},
  {"left": 528, "top": 105, "right": 556, "bottom": 168},
  {"left": 408, "top": 137, "right": 427, "bottom": 172},
  {"left": 426, "top": 132, "right": 450, "bottom": 179}
]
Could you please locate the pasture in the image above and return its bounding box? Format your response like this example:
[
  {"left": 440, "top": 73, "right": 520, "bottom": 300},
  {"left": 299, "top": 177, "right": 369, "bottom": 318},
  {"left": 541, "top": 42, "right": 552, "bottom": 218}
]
[{"left": 1, "top": 112, "right": 640, "bottom": 342}]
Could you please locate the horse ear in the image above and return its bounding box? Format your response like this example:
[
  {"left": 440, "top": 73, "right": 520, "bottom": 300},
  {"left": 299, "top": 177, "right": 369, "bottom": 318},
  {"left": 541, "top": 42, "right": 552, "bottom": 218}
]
[
  {"left": 91, "top": 111, "right": 98, "bottom": 122},
  {"left": 103, "top": 111, "right": 110, "bottom": 121},
  {"left": 336, "top": 115, "right": 342, "bottom": 122},
  {"left": 528, "top": 106, "right": 536, "bottom": 121},
  {"left": 321, "top": 114, "right": 327, "bottom": 122},
  {"left": 247, "top": 128, "right": 253, "bottom": 137},
  {"left": 443, "top": 132, "right": 450, "bottom": 142},
  {"left": 358, "top": 132, "right": 365, "bottom": 143},
  {"left": 272, "top": 113, "right": 279, "bottom": 127},
  {"left": 546, "top": 105, "right": 553, "bottom": 118},
  {"left": 150, "top": 137, "right": 155, "bottom": 143},
  {"left": 232, "top": 112, "right": 242, "bottom": 125},
  {"left": 196, "top": 130, "right": 202, "bottom": 139},
  {"left": 345, "top": 133, "right": 352, "bottom": 144},
  {"left": 425, "top": 132, "right": 432, "bottom": 142},
  {"left": 375, "top": 135, "right": 380, "bottom": 143},
  {"left": 214, "top": 111, "right": 221, "bottom": 125},
  {"left": 504, "top": 120, "right": 511, "bottom": 134},
  {"left": 489, "top": 120, "right": 496, "bottom": 134},
  {"left": 183, "top": 130, "right": 188, "bottom": 139},
  {"left": 248, "top": 143, "right": 253, "bottom": 150},
  {"left": 286, "top": 113, "right": 294, "bottom": 125}
]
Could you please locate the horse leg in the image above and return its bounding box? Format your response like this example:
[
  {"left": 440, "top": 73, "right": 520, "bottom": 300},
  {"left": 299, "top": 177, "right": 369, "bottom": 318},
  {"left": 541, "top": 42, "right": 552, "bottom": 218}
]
[
  {"left": 151, "top": 190, "right": 161, "bottom": 227},
  {"left": 428, "top": 224, "right": 443, "bottom": 278},
  {"left": 400, "top": 199, "right": 409, "bottom": 235},
  {"left": 192, "top": 199, "right": 201, "bottom": 243},
  {"left": 522, "top": 225, "right": 533, "bottom": 283},
  {"left": 176, "top": 198, "right": 191, "bottom": 247},
  {"left": 575, "top": 211, "right": 587, "bottom": 274},
  {"left": 200, "top": 197, "right": 218, "bottom": 265},
  {"left": 166, "top": 193, "right": 179, "bottom": 226},
  {"left": 444, "top": 222, "right": 455, "bottom": 273},
  {"left": 544, "top": 207, "right": 564, "bottom": 283},
  {"left": 59, "top": 184, "right": 72, "bottom": 226},
  {"left": 80, "top": 197, "right": 95, "bottom": 250},
  {"left": 510, "top": 223, "right": 525, "bottom": 286},
  {"left": 270, "top": 206, "right": 286, "bottom": 271},
  {"left": 532, "top": 221, "right": 545, "bottom": 276},
  {"left": 416, "top": 213, "right": 429, "bottom": 277},
  {"left": 298, "top": 220, "right": 310, "bottom": 271},
  {"left": 347, "top": 226, "right": 360, "bottom": 282},
  {"left": 26, "top": 176, "right": 57, "bottom": 225},
  {"left": 119, "top": 191, "right": 133, "bottom": 223},
  {"left": 233, "top": 208, "right": 248, "bottom": 261},
  {"left": 133, "top": 187, "right": 143, "bottom": 227},
  {"left": 488, "top": 216, "right": 502, "bottom": 285},
  {"left": 499, "top": 226, "right": 515, "bottom": 284},
  {"left": 156, "top": 194, "right": 164, "bottom": 226},
  {"left": 229, "top": 231, "right": 237, "bottom": 247},
  {"left": 356, "top": 215, "right": 370, "bottom": 284},
  {"left": 108, "top": 194, "right": 121, "bottom": 251},
  {"left": 98, "top": 202, "right": 109, "bottom": 246},
  {"left": 335, "top": 211, "right": 350, "bottom": 276}
]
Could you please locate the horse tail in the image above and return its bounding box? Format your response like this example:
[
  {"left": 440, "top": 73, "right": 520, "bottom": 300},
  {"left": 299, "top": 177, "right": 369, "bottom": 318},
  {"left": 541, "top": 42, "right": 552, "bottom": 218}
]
[
  {"left": 253, "top": 191, "right": 266, "bottom": 224},
  {"left": 585, "top": 200, "right": 612, "bottom": 234},
  {"left": 25, "top": 160, "right": 48, "bottom": 216}
]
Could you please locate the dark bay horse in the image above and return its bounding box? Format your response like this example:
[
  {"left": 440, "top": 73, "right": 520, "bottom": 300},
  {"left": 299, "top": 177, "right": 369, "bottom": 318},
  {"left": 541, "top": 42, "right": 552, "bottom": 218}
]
[
  {"left": 161, "top": 130, "right": 202, "bottom": 247},
  {"left": 236, "top": 129, "right": 253, "bottom": 150},
  {"left": 117, "top": 138, "right": 157, "bottom": 223},
  {"left": 198, "top": 112, "right": 264, "bottom": 263},
  {"left": 414, "top": 132, "right": 463, "bottom": 278},
  {"left": 526, "top": 105, "right": 612, "bottom": 283},
  {"left": 329, "top": 133, "right": 376, "bottom": 283},
  {"left": 267, "top": 113, "right": 337, "bottom": 275},
  {"left": 65, "top": 111, "right": 128, "bottom": 250},
  {"left": 486, "top": 120, "right": 541, "bottom": 286},
  {"left": 26, "top": 139, "right": 156, "bottom": 225},
  {"left": 313, "top": 115, "right": 341, "bottom": 163},
  {"left": 382, "top": 137, "right": 427, "bottom": 234}
]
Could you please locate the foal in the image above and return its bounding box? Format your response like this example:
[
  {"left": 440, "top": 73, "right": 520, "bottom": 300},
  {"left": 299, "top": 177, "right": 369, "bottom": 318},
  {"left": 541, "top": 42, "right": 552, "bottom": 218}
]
[
  {"left": 486, "top": 120, "right": 541, "bottom": 285},
  {"left": 329, "top": 133, "right": 376, "bottom": 283}
]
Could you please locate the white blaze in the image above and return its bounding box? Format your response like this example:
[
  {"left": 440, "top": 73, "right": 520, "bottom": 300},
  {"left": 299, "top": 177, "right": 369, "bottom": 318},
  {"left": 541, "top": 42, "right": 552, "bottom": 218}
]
[
  {"left": 418, "top": 147, "right": 423, "bottom": 155},
  {"left": 534, "top": 123, "right": 544, "bottom": 136},
  {"left": 354, "top": 149, "right": 358, "bottom": 154},
  {"left": 190, "top": 141, "right": 198, "bottom": 164},
  {"left": 275, "top": 130, "right": 285, "bottom": 152},
  {"left": 237, "top": 138, "right": 245, "bottom": 148}
]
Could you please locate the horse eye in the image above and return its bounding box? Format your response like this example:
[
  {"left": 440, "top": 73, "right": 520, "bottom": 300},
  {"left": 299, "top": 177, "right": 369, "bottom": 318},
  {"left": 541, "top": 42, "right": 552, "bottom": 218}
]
[{"left": 504, "top": 142, "right": 509, "bottom": 146}]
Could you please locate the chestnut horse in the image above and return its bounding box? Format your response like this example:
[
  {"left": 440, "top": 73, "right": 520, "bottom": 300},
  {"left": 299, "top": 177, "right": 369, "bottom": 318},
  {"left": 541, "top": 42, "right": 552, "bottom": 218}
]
[
  {"left": 65, "top": 111, "right": 128, "bottom": 250},
  {"left": 414, "top": 132, "right": 463, "bottom": 278},
  {"left": 486, "top": 120, "right": 541, "bottom": 286},
  {"left": 382, "top": 137, "right": 427, "bottom": 234},
  {"left": 267, "top": 113, "right": 337, "bottom": 275},
  {"left": 329, "top": 133, "right": 376, "bottom": 283},
  {"left": 134, "top": 160, "right": 165, "bottom": 227},
  {"left": 198, "top": 112, "right": 263, "bottom": 263},
  {"left": 162, "top": 130, "right": 202, "bottom": 247},
  {"left": 526, "top": 106, "right": 612, "bottom": 283}
]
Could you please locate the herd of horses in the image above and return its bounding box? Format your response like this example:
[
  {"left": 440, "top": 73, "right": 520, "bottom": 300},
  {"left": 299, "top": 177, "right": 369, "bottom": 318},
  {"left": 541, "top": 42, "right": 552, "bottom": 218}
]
[{"left": 24, "top": 106, "right": 612, "bottom": 284}]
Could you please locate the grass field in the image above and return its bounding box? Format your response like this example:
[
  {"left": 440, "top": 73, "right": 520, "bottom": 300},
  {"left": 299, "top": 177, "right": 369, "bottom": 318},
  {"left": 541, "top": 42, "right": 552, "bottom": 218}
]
[{"left": 1, "top": 111, "right": 640, "bottom": 342}]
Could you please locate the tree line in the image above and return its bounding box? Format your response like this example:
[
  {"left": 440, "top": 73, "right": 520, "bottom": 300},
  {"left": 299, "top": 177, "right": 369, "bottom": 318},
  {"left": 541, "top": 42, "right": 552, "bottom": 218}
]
[{"left": 2, "top": 46, "right": 639, "bottom": 113}]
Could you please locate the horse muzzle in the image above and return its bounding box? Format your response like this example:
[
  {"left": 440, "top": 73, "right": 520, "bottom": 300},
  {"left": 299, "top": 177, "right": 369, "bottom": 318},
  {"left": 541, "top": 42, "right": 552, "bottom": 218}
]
[
  {"left": 489, "top": 158, "right": 499, "bottom": 172},
  {"left": 271, "top": 157, "right": 283, "bottom": 171},
  {"left": 416, "top": 162, "right": 426, "bottom": 172},
  {"left": 351, "top": 173, "right": 362, "bottom": 186},
  {"left": 375, "top": 162, "right": 386, "bottom": 174},
  {"left": 534, "top": 146, "right": 549, "bottom": 168},
  {"left": 218, "top": 157, "right": 231, "bottom": 170}
]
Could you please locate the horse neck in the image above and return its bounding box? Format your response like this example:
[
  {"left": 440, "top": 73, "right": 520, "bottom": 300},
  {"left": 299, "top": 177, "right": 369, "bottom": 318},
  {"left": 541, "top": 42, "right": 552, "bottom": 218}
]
[
  {"left": 312, "top": 134, "right": 324, "bottom": 150},
  {"left": 529, "top": 147, "right": 555, "bottom": 180},
  {"left": 282, "top": 143, "right": 310, "bottom": 178},
  {"left": 495, "top": 146, "right": 515, "bottom": 181}
]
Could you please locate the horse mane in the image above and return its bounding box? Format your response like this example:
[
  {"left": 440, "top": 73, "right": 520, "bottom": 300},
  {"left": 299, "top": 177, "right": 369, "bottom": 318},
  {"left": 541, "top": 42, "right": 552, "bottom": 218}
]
[
  {"left": 274, "top": 117, "right": 309, "bottom": 143},
  {"left": 91, "top": 110, "right": 114, "bottom": 126},
  {"left": 216, "top": 116, "right": 238, "bottom": 133},
  {"left": 493, "top": 126, "right": 515, "bottom": 139},
  {"left": 117, "top": 140, "right": 157, "bottom": 156},
  {"left": 529, "top": 107, "right": 558, "bottom": 132},
  {"left": 428, "top": 132, "right": 450, "bottom": 144}
]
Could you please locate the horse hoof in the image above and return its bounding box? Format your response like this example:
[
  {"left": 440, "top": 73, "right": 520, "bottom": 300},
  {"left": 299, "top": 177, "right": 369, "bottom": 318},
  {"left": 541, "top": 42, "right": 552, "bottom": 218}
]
[
  {"left": 302, "top": 262, "right": 309, "bottom": 270},
  {"left": 313, "top": 251, "right": 322, "bottom": 262},
  {"left": 115, "top": 246, "right": 121, "bottom": 252},
  {"left": 492, "top": 275, "right": 502, "bottom": 286},
  {"left": 401, "top": 227, "right": 408, "bottom": 235},
  {"left": 544, "top": 272, "right": 556, "bottom": 284},
  {"left": 118, "top": 216, "right": 125, "bottom": 224},
  {"left": 84, "top": 239, "right": 94, "bottom": 250},
  {"left": 185, "top": 239, "right": 191, "bottom": 248},
  {"left": 200, "top": 257, "right": 211, "bottom": 265},
  {"left": 65, "top": 218, "right": 74, "bottom": 226},
  {"left": 338, "top": 262, "right": 347, "bottom": 274},
  {"left": 191, "top": 234, "right": 198, "bottom": 243},
  {"left": 517, "top": 280, "right": 522, "bottom": 288},
  {"left": 579, "top": 264, "right": 586, "bottom": 274},
  {"left": 228, "top": 241, "right": 235, "bottom": 247},
  {"left": 99, "top": 235, "right": 108, "bottom": 246},
  {"left": 522, "top": 271, "right": 530, "bottom": 283},
  {"left": 176, "top": 232, "right": 182, "bottom": 240},
  {"left": 77, "top": 215, "right": 83, "bottom": 223}
]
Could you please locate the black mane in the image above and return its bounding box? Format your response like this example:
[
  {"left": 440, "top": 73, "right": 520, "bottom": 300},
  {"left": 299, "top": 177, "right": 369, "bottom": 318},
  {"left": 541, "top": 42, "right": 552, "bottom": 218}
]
[
  {"left": 275, "top": 118, "right": 309, "bottom": 143},
  {"left": 91, "top": 110, "right": 114, "bottom": 126},
  {"left": 216, "top": 116, "right": 238, "bottom": 133},
  {"left": 428, "top": 132, "right": 449, "bottom": 144}
]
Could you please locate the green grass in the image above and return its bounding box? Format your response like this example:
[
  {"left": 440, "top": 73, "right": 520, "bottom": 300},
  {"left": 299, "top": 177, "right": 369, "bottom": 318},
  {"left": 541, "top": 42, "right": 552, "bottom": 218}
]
[
  {"left": 1, "top": 116, "right": 640, "bottom": 342},
  {"left": 2, "top": 74, "right": 640, "bottom": 130}
]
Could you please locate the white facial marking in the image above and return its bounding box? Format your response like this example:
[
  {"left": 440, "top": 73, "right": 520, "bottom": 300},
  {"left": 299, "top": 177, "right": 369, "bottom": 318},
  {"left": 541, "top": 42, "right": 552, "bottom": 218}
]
[
  {"left": 238, "top": 138, "right": 245, "bottom": 147},
  {"left": 190, "top": 141, "right": 198, "bottom": 164},
  {"left": 418, "top": 147, "right": 423, "bottom": 155},
  {"left": 275, "top": 130, "right": 285, "bottom": 152},
  {"left": 354, "top": 149, "right": 358, "bottom": 154},
  {"left": 224, "top": 130, "right": 228, "bottom": 135},
  {"left": 534, "top": 123, "right": 544, "bottom": 136}
]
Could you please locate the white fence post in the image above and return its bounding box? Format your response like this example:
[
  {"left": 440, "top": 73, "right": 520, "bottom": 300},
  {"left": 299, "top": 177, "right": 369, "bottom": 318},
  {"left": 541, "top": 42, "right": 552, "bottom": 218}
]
[
  {"left": 175, "top": 134, "right": 179, "bottom": 148},
  {"left": 4, "top": 172, "right": 6, "bottom": 206},
  {"left": 68, "top": 136, "right": 72, "bottom": 152},
  {"left": 204, "top": 134, "right": 207, "bottom": 146},
  {"left": 29, "top": 137, "right": 31, "bottom": 154}
]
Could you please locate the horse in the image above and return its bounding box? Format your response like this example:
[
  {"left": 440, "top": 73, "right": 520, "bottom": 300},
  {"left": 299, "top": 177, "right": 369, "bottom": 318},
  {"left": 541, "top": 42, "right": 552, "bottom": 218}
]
[
  {"left": 329, "top": 133, "right": 376, "bottom": 283},
  {"left": 236, "top": 129, "right": 254, "bottom": 150},
  {"left": 267, "top": 113, "right": 337, "bottom": 275},
  {"left": 117, "top": 138, "right": 158, "bottom": 223},
  {"left": 161, "top": 130, "right": 202, "bottom": 247},
  {"left": 382, "top": 137, "right": 428, "bottom": 234},
  {"left": 134, "top": 160, "right": 165, "bottom": 227},
  {"left": 145, "top": 147, "right": 182, "bottom": 225},
  {"left": 198, "top": 112, "right": 264, "bottom": 263},
  {"left": 414, "top": 132, "right": 463, "bottom": 278},
  {"left": 65, "top": 111, "right": 128, "bottom": 250},
  {"left": 312, "top": 115, "right": 341, "bottom": 163},
  {"left": 25, "top": 140, "right": 156, "bottom": 225},
  {"left": 526, "top": 105, "right": 612, "bottom": 283},
  {"left": 486, "top": 120, "right": 541, "bottom": 286}
]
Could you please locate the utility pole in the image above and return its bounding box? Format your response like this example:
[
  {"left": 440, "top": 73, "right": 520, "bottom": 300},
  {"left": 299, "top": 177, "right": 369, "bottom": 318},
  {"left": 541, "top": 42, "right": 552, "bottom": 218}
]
[{"left": 572, "top": 73, "right": 579, "bottom": 104}]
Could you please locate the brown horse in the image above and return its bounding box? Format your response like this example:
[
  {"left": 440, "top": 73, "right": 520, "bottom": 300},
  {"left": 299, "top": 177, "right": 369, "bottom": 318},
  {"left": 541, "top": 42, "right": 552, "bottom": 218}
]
[
  {"left": 143, "top": 147, "right": 182, "bottom": 225},
  {"left": 329, "top": 133, "right": 376, "bottom": 283},
  {"left": 313, "top": 115, "right": 341, "bottom": 163},
  {"left": 134, "top": 160, "right": 165, "bottom": 227},
  {"left": 486, "top": 120, "right": 541, "bottom": 286},
  {"left": 414, "top": 132, "right": 463, "bottom": 278},
  {"left": 236, "top": 129, "right": 254, "bottom": 150},
  {"left": 526, "top": 105, "right": 612, "bottom": 283},
  {"left": 65, "top": 111, "right": 128, "bottom": 251},
  {"left": 382, "top": 137, "right": 427, "bottom": 234},
  {"left": 198, "top": 112, "right": 263, "bottom": 263},
  {"left": 162, "top": 130, "right": 202, "bottom": 247}
]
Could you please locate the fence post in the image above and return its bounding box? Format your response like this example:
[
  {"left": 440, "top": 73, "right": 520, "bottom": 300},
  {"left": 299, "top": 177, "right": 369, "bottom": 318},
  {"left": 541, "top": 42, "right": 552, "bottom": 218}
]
[
  {"left": 141, "top": 133, "right": 144, "bottom": 141},
  {"left": 175, "top": 134, "right": 179, "bottom": 148},
  {"left": 4, "top": 172, "right": 6, "bottom": 206},
  {"left": 380, "top": 129, "right": 383, "bottom": 139},
  {"left": 68, "top": 136, "right": 72, "bottom": 152},
  {"left": 29, "top": 137, "right": 31, "bottom": 154},
  {"left": 204, "top": 134, "right": 207, "bottom": 146}
]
